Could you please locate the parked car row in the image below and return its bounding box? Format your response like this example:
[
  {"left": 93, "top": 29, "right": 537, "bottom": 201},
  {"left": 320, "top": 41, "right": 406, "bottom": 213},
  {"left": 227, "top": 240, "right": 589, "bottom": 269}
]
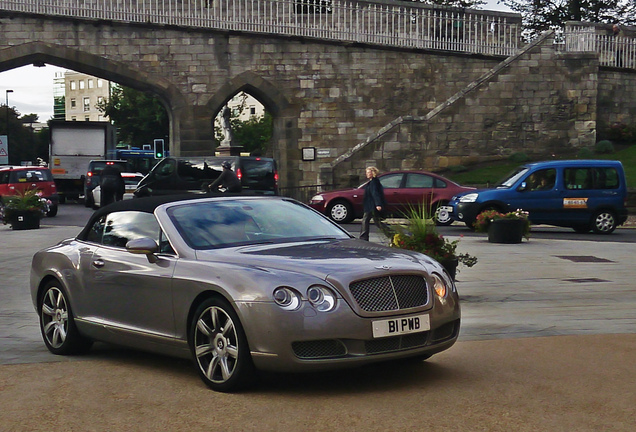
[{"left": 309, "top": 160, "right": 629, "bottom": 234}]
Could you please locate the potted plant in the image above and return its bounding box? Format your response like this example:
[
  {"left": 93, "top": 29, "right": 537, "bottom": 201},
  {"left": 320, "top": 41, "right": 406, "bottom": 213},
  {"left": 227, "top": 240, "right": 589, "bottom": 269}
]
[
  {"left": 474, "top": 209, "right": 531, "bottom": 243},
  {"left": 388, "top": 206, "right": 477, "bottom": 280},
  {"left": 2, "top": 189, "right": 49, "bottom": 230}
]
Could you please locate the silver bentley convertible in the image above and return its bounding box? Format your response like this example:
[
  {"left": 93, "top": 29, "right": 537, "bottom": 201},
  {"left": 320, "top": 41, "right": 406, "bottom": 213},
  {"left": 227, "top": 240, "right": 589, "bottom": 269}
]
[{"left": 30, "top": 195, "right": 460, "bottom": 392}]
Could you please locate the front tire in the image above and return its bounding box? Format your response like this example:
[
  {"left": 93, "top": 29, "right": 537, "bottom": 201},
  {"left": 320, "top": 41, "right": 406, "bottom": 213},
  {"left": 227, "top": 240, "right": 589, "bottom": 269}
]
[
  {"left": 591, "top": 210, "right": 617, "bottom": 234},
  {"left": 327, "top": 200, "right": 354, "bottom": 224},
  {"left": 191, "top": 297, "right": 255, "bottom": 392},
  {"left": 39, "top": 281, "right": 92, "bottom": 355}
]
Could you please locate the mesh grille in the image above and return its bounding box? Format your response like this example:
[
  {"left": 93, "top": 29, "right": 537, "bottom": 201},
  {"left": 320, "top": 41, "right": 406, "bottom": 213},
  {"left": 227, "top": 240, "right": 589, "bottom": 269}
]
[
  {"left": 349, "top": 275, "right": 428, "bottom": 312},
  {"left": 292, "top": 340, "right": 347, "bottom": 359},
  {"left": 365, "top": 332, "right": 429, "bottom": 354}
]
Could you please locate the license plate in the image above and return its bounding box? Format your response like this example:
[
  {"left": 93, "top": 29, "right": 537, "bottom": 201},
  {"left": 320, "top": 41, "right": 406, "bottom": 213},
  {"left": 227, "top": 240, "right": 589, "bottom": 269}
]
[{"left": 372, "top": 314, "right": 430, "bottom": 338}]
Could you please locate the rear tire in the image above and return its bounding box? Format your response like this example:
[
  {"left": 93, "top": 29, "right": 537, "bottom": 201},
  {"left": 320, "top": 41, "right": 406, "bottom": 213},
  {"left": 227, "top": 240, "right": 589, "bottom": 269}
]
[
  {"left": 46, "top": 204, "right": 58, "bottom": 217},
  {"left": 38, "top": 281, "right": 93, "bottom": 355},
  {"left": 591, "top": 210, "right": 617, "bottom": 234}
]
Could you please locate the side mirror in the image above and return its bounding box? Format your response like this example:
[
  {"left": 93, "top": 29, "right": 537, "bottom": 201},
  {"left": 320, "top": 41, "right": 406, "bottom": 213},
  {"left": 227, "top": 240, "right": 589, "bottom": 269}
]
[
  {"left": 126, "top": 237, "right": 159, "bottom": 263},
  {"left": 518, "top": 181, "right": 528, "bottom": 191}
]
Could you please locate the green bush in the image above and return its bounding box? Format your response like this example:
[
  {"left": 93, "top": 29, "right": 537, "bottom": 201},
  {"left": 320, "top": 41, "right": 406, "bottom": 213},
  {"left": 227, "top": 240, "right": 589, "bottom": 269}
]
[
  {"left": 508, "top": 152, "right": 529, "bottom": 163},
  {"left": 577, "top": 147, "right": 594, "bottom": 159},
  {"left": 595, "top": 140, "right": 615, "bottom": 154}
]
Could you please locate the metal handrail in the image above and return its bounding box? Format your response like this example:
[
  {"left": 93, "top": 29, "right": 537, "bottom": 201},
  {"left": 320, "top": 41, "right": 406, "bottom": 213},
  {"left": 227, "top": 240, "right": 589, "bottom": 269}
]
[{"left": 0, "top": 0, "right": 522, "bottom": 56}]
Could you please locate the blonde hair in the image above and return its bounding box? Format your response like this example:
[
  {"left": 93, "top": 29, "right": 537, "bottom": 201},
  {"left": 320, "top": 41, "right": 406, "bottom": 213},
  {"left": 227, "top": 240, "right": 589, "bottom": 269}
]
[{"left": 366, "top": 166, "right": 379, "bottom": 177}]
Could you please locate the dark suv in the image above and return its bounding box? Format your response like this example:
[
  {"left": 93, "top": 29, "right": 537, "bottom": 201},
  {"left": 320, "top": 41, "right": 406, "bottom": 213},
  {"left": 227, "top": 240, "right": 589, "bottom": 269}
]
[
  {"left": 84, "top": 160, "right": 132, "bottom": 208},
  {"left": 0, "top": 165, "right": 59, "bottom": 217},
  {"left": 134, "top": 156, "right": 278, "bottom": 197}
]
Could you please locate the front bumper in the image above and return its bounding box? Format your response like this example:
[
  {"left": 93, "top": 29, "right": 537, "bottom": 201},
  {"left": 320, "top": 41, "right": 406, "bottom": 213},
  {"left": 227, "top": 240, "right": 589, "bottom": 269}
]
[
  {"left": 236, "top": 293, "right": 460, "bottom": 373},
  {"left": 451, "top": 201, "right": 480, "bottom": 225}
]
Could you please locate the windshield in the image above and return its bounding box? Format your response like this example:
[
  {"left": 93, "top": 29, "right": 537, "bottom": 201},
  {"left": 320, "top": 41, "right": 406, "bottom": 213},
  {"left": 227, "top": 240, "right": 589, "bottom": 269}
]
[
  {"left": 168, "top": 198, "right": 351, "bottom": 249},
  {"left": 496, "top": 167, "right": 529, "bottom": 188}
]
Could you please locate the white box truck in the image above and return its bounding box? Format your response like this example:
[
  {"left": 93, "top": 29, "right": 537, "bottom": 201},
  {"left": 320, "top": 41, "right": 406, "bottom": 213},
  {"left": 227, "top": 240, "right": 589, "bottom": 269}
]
[{"left": 49, "top": 121, "right": 117, "bottom": 203}]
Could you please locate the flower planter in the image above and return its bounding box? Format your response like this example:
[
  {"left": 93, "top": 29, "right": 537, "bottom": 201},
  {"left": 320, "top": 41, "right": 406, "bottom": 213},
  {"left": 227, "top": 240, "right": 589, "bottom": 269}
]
[
  {"left": 439, "top": 257, "right": 459, "bottom": 281},
  {"left": 487, "top": 219, "right": 525, "bottom": 244},
  {"left": 8, "top": 211, "right": 41, "bottom": 230}
]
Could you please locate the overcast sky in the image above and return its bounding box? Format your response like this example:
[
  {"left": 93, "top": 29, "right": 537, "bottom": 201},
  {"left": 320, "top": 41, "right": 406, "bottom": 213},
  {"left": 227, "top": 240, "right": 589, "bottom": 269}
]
[{"left": 0, "top": 0, "right": 512, "bottom": 123}]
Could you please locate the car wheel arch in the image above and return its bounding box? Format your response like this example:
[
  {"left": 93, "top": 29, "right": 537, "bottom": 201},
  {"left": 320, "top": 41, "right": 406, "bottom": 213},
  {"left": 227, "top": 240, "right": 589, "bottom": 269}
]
[{"left": 186, "top": 290, "right": 239, "bottom": 344}]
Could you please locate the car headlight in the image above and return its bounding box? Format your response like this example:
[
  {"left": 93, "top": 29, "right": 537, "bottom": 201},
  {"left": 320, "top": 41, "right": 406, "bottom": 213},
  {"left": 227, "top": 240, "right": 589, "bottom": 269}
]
[
  {"left": 273, "top": 287, "right": 302, "bottom": 311},
  {"left": 307, "top": 285, "right": 337, "bottom": 312},
  {"left": 459, "top": 193, "right": 478, "bottom": 203},
  {"left": 310, "top": 195, "right": 324, "bottom": 203},
  {"left": 433, "top": 274, "right": 448, "bottom": 298}
]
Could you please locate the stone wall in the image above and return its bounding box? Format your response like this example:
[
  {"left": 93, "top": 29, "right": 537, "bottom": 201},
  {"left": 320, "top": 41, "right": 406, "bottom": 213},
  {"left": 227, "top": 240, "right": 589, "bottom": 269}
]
[
  {"left": 1, "top": 12, "right": 633, "bottom": 192},
  {"left": 330, "top": 32, "right": 602, "bottom": 187},
  {"left": 597, "top": 69, "right": 636, "bottom": 137}
]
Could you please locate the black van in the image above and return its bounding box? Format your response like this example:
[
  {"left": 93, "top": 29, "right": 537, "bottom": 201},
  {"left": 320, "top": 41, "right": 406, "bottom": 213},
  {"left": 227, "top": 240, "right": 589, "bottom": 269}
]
[{"left": 134, "top": 156, "right": 278, "bottom": 197}]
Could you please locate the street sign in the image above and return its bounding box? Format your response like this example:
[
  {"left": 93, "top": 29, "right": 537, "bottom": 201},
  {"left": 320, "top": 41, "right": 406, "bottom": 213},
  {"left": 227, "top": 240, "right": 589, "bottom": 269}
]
[{"left": 0, "top": 135, "right": 8, "bottom": 165}]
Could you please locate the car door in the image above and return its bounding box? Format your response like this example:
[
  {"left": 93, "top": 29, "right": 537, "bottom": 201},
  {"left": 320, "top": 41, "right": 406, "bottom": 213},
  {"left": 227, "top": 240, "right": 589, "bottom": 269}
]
[
  {"left": 79, "top": 211, "right": 178, "bottom": 338},
  {"left": 378, "top": 173, "right": 405, "bottom": 215},
  {"left": 507, "top": 168, "right": 561, "bottom": 224},
  {"left": 401, "top": 172, "right": 440, "bottom": 215}
]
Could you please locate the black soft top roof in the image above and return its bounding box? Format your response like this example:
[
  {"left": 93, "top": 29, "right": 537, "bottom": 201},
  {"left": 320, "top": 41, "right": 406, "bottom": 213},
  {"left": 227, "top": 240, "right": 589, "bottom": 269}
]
[{"left": 76, "top": 192, "right": 275, "bottom": 240}]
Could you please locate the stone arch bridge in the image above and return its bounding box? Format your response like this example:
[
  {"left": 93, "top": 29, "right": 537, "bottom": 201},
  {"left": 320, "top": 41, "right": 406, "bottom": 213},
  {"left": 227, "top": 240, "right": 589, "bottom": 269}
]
[{"left": 1, "top": 0, "right": 634, "bottom": 192}]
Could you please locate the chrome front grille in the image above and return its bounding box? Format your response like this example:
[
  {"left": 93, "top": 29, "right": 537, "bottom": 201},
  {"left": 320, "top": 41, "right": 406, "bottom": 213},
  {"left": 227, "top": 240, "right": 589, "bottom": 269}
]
[{"left": 349, "top": 275, "right": 428, "bottom": 312}]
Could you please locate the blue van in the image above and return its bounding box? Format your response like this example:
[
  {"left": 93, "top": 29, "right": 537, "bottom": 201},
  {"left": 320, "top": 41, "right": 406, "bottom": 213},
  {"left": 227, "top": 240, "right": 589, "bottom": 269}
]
[{"left": 449, "top": 160, "right": 628, "bottom": 234}]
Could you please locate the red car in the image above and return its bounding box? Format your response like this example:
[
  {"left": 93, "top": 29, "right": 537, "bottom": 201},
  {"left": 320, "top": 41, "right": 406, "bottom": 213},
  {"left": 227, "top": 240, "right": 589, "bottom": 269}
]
[
  {"left": 0, "top": 165, "right": 59, "bottom": 217},
  {"left": 309, "top": 170, "right": 474, "bottom": 225}
]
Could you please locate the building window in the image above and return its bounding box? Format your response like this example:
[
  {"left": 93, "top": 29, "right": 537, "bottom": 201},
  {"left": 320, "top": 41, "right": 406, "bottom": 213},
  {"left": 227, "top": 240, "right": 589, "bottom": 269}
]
[
  {"left": 83, "top": 97, "right": 90, "bottom": 112},
  {"left": 85, "top": 116, "right": 90, "bottom": 121},
  {"left": 97, "top": 79, "right": 103, "bottom": 88},
  {"left": 250, "top": 106, "right": 256, "bottom": 115},
  {"left": 79, "top": 80, "right": 85, "bottom": 90},
  {"left": 70, "top": 98, "right": 76, "bottom": 108},
  {"left": 97, "top": 96, "right": 104, "bottom": 105},
  {"left": 88, "top": 79, "right": 94, "bottom": 89},
  {"left": 70, "top": 81, "right": 76, "bottom": 90},
  {"left": 71, "top": 116, "right": 77, "bottom": 121}
]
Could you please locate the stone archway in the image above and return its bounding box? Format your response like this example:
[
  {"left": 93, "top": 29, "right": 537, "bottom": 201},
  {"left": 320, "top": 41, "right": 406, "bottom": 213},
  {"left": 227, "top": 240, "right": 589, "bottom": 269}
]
[
  {"left": 206, "top": 71, "right": 299, "bottom": 188},
  {"left": 0, "top": 41, "right": 187, "bottom": 153}
]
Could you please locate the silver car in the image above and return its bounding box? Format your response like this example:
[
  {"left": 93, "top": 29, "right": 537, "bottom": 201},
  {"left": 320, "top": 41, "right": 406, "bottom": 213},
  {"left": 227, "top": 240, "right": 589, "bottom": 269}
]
[{"left": 30, "top": 195, "right": 460, "bottom": 392}]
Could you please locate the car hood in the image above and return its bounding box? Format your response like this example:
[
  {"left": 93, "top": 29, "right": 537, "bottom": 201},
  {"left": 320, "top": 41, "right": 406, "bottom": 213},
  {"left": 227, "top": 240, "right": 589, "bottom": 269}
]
[{"left": 195, "top": 238, "right": 437, "bottom": 281}]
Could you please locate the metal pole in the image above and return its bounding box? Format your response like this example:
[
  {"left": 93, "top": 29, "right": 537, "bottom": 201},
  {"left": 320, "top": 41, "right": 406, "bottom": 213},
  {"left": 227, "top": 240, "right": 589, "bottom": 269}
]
[{"left": 5, "top": 89, "right": 13, "bottom": 135}]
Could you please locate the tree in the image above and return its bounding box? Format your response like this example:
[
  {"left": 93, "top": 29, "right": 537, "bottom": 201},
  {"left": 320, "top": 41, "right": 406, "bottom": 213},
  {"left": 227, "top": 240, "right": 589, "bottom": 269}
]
[
  {"left": 214, "top": 93, "right": 273, "bottom": 155},
  {"left": 231, "top": 112, "right": 273, "bottom": 155},
  {"left": 97, "top": 86, "right": 169, "bottom": 148},
  {"left": 500, "top": 0, "right": 635, "bottom": 39},
  {"left": 1, "top": 106, "right": 48, "bottom": 165}
]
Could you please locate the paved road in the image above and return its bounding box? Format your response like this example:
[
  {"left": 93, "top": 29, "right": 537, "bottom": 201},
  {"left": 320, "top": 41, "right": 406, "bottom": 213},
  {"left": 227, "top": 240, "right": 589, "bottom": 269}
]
[
  {"left": 2, "top": 203, "right": 636, "bottom": 431},
  {"left": 2, "top": 203, "right": 635, "bottom": 364}
]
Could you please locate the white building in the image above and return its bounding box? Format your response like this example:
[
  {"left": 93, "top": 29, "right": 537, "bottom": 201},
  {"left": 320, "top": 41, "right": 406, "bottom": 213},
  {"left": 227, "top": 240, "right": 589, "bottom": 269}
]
[{"left": 64, "top": 71, "right": 111, "bottom": 122}]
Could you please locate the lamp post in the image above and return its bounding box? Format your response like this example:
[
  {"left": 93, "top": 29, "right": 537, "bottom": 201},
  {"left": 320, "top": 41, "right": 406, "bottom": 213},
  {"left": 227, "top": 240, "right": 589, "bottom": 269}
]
[{"left": 5, "top": 89, "right": 13, "bottom": 134}]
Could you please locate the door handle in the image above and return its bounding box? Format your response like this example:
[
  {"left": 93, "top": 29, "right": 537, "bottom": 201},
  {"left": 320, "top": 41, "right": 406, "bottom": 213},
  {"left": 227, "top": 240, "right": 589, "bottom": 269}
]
[{"left": 92, "top": 259, "right": 105, "bottom": 268}]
